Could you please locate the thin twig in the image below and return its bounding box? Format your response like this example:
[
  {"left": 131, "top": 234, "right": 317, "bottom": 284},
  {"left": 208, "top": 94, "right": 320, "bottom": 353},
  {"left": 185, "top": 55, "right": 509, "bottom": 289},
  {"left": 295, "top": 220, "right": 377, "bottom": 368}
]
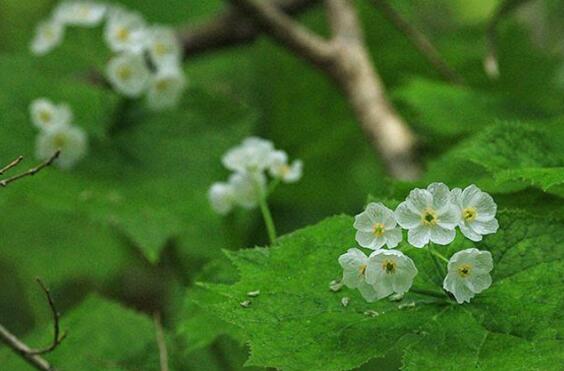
[
  {"left": 225, "top": 0, "right": 420, "bottom": 179},
  {"left": 0, "top": 156, "right": 24, "bottom": 175},
  {"left": 0, "top": 150, "right": 60, "bottom": 188},
  {"left": 28, "top": 279, "right": 67, "bottom": 355},
  {"left": 153, "top": 312, "right": 169, "bottom": 371},
  {"left": 0, "top": 279, "right": 66, "bottom": 371},
  {"left": 370, "top": 0, "right": 464, "bottom": 84},
  {"left": 484, "top": 0, "right": 532, "bottom": 79}
]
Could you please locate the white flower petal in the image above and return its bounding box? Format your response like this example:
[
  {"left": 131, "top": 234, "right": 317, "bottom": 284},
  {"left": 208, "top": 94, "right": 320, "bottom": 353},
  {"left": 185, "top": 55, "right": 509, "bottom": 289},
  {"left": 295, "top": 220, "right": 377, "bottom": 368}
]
[
  {"left": 283, "top": 160, "right": 303, "bottom": 183},
  {"left": 466, "top": 273, "right": 492, "bottom": 293},
  {"left": 146, "top": 25, "right": 181, "bottom": 68},
  {"left": 474, "top": 192, "right": 497, "bottom": 221},
  {"left": 355, "top": 231, "right": 376, "bottom": 249},
  {"left": 471, "top": 218, "right": 499, "bottom": 235},
  {"left": 430, "top": 226, "right": 456, "bottom": 245},
  {"left": 462, "top": 184, "right": 482, "bottom": 207},
  {"left": 437, "top": 205, "right": 460, "bottom": 229},
  {"left": 229, "top": 172, "right": 265, "bottom": 209},
  {"left": 384, "top": 228, "right": 402, "bottom": 248},
  {"left": 208, "top": 182, "right": 234, "bottom": 215},
  {"left": 406, "top": 188, "right": 432, "bottom": 212},
  {"left": 459, "top": 223, "right": 483, "bottom": 242},
  {"left": 30, "top": 20, "right": 65, "bottom": 56},
  {"left": 146, "top": 66, "right": 187, "bottom": 110},
  {"left": 395, "top": 201, "right": 421, "bottom": 229},
  {"left": 353, "top": 213, "right": 374, "bottom": 232},
  {"left": 36, "top": 125, "right": 87, "bottom": 169},
  {"left": 104, "top": 7, "right": 146, "bottom": 53},
  {"left": 443, "top": 274, "right": 475, "bottom": 304},
  {"left": 407, "top": 225, "right": 430, "bottom": 248},
  {"left": 106, "top": 52, "right": 150, "bottom": 97},
  {"left": 54, "top": 1, "right": 107, "bottom": 27},
  {"left": 450, "top": 188, "right": 463, "bottom": 208},
  {"left": 339, "top": 248, "right": 368, "bottom": 288},
  {"left": 428, "top": 182, "right": 451, "bottom": 211},
  {"left": 357, "top": 282, "right": 380, "bottom": 302}
]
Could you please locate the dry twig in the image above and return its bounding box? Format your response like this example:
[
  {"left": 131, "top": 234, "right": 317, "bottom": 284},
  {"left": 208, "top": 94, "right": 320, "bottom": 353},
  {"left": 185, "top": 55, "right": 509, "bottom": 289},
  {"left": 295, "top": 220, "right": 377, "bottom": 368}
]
[
  {"left": 0, "top": 151, "right": 60, "bottom": 188},
  {"left": 0, "top": 279, "right": 66, "bottom": 371},
  {"left": 223, "top": 0, "right": 420, "bottom": 179}
]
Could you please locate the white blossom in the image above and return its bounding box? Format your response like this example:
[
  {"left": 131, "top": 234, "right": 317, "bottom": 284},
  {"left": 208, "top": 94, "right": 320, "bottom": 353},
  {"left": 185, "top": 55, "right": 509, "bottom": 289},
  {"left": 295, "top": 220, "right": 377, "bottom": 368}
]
[
  {"left": 208, "top": 182, "right": 235, "bottom": 215},
  {"left": 146, "top": 66, "right": 187, "bottom": 110},
  {"left": 395, "top": 183, "right": 460, "bottom": 248},
  {"left": 54, "top": 1, "right": 107, "bottom": 27},
  {"left": 338, "top": 248, "right": 380, "bottom": 302},
  {"left": 268, "top": 150, "right": 303, "bottom": 183},
  {"left": 365, "top": 249, "right": 418, "bottom": 299},
  {"left": 36, "top": 125, "right": 87, "bottom": 169},
  {"left": 30, "top": 20, "right": 65, "bottom": 56},
  {"left": 451, "top": 185, "right": 499, "bottom": 242},
  {"left": 106, "top": 52, "right": 150, "bottom": 97},
  {"left": 30, "top": 98, "right": 72, "bottom": 131},
  {"left": 443, "top": 248, "right": 493, "bottom": 304},
  {"left": 222, "top": 137, "right": 275, "bottom": 174},
  {"left": 353, "top": 202, "right": 402, "bottom": 250},
  {"left": 103, "top": 7, "right": 146, "bottom": 53},
  {"left": 146, "top": 26, "right": 181, "bottom": 68},
  {"left": 228, "top": 171, "right": 266, "bottom": 209}
]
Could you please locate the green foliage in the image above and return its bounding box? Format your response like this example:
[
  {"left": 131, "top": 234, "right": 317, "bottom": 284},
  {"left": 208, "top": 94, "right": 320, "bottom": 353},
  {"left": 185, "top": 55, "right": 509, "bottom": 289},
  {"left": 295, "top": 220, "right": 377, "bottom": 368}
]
[{"left": 196, "top": 211, "right": 563, "bottom": 370}]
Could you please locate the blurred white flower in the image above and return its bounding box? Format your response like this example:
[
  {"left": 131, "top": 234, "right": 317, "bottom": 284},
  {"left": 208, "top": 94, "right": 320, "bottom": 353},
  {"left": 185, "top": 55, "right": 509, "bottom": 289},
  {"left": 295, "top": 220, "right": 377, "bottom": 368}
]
[
  {"left": 395, "top": 183, "right": 460, "bottom": 248},
  {"left": 229, "top": 171, "right": 266, "bottom": 209},
  {"left": 222, "top": 137, "right": 275, "bottom": 174},
  {"left": 106, "top": 52, "right": 150, "bottom": 97},
  {"left": 104, "top": 7, "right": 146, "bottom": 53},
  {"left": 146, "top": 26, "right": 181, "bottom": 68},
  {"left": 268, "top": 150, "right": 303, "bottom": 183},
  {"left": 365, "top": 249, "right": 418, "bottom": 299},
  {"left": 146, "top": 66, "right": 187, "bottom": 110},
  {"left": 451, "top": 185, "right": 499, "bottom": 242},
  {"left": 30, "top": 20, "right": 65, "bottom": 55},
  {"left": 208, "top": 182, "right": 235, "bottom": 215},
  {"left": 443, "top": 248, "right": 493, "bottom": 304},
  {"left": 338, "top": 248, "right": 380, "bottom": 302},
  {"left": 30, "top": 98, "right": 73, "bottom": 131},
  {"left": 353, "top": 202, "right": 402, "bottom": 250},
  {"left": 36, "top": 124, "right": 88, "bottom": 169},
  {"left": 54, "top": 1, "right": 107, "bottom": 27}
]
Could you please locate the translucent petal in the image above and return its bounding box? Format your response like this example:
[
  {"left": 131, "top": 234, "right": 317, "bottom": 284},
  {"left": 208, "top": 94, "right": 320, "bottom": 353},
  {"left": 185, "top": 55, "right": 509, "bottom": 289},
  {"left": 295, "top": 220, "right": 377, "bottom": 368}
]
[
  {"left": 372, "top": 275, "right": 394, "bottom": 299},
  {"left": 437, "top": 205, "right": 460, "bottom": 229},
  {"left": 342, "top": 270, "right": 363, "bottom": 289},
  {"left": 395, "top": 202, "right": 421, "bottom": 229},
  {"left": 450, "top": 188, "right": 463, "bottom": 208},
  {"left": 443, "top": 274, "right": 476, "bottom": 304},
  {"left": 429, "top": 226, "right": 456, "bottom": 245},
  {"left": 355, "top": 231, "right": 376, "bottom": 249},
  {"left": 462, "top": 184, "right": 482, "bottom": 207},
  {"left": 353, "top": 213, "right": 374, "bottom": 232},
  {"left": 406, "top": 188, "right": 431, "bottom": 212},
  {"left": 357, "top": 282, "right": 380, "bottom": 302},
  {"left": 467, "top": 273, "right": 492, "bottom": 293},
  {"left": 384, "top": 228, "right": 402, "bottom": 248},
  {"left": 407, "top": 225, "right": 430, "bottom": 248},
  {"left": 428, "top": 182, "right": 451, "bottom": 210},
  {"left": 471, "top": 219, "right": 499, "bottom": 235},
  {"left": 459, "top": 223, "right": 482, "bottom": 242},
  {"left": 472, "top": 250, "right": 494, "bottom": 273},
  {"left": 338, "top": 248, "right": 366, "bottom": 271},
  {"left": 474, "top": 193, "right": 497, "bottom": 221}
]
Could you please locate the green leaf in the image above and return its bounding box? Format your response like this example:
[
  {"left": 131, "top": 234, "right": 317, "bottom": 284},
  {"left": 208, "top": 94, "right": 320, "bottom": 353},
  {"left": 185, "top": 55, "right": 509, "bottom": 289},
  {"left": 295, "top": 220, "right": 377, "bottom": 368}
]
[
  {"left": 197, "top": 210, "right": 563, "bottom": 370},
  {"left": 0, "top": 295, "right": 156, "bottom": 371}
]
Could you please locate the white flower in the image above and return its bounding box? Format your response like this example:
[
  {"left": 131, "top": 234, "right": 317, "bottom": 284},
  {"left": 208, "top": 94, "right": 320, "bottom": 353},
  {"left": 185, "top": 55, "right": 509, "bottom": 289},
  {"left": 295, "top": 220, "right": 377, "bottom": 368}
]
[
  {"left": 30, "top": 20, "right": 65, "bottom": 55},
  {"left": 395, "top": 183, "right": 460, "bottom": 248},
  {"left": 268, "top": 150, "right": 303, "bottom": 183},
  {"left": 451, "top": 185, "right": 499, "bottom": 242},
  {"left": 353, "top": 202, "right": 402, "bottom": 250},
  {"left": 146, "top": 26, "right": 181, "bottom": 68},
  {"left": 30, "top": 98, "right": 72, "bottom": 131},
  {"left": 36, "top": 125, "right": 88, "bottom": 169},
  {"left": 106, "top": 52, "right": 150, "bottom": 97},
  {"left": 103, "top": 7, "right": 146, "bottom": 53},
  {"left": 222, "top": 137, "right": 275, "bottom": 174},
  {"left": 228, "top": 171, "right": 266, "bottom": 209},
  {"left": 54, "top": 1, "right": 107, "bottom": 27},
  {"left": 338, "top": 248, "right": 380, "bottom": 302},
  {"left": 208, "top": 182, "right": 235, "bottom": 215},
  {"left": 365, "top": 249, "right": 418, "bottom": 299},
  {"left": 443, "top": 248, "right": 493, "bottom": 304},
  {"left": 146, "top": 66, "right": 187, "bottom": 110}
]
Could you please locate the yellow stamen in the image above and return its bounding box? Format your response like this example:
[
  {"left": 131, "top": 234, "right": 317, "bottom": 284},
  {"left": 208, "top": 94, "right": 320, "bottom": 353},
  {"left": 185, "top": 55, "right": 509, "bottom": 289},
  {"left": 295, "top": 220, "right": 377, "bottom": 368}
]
[
  {"left": 421, "top": 208, "right": 438, "bottom": 226},
  {"left": 463, "top": 207, "right": 477, "bottom": 222},
  {"left": 372, "top": 223, "right": 385, "bottom": 237},
  {"left": 359, "top": 264, "right": 367, "bottom": 275},
  {"left": 116, "top": 27, "right": 130, "bottom": 42},
  {"left": 39, "top": 110, "right": 52, "bottom": 124},
  {"left": 458, "top": 264, "right": 472, "bottom": 278},
  {"left": 117, "top": 66, "right": 132, "bottom": 81},
  {"left": 382, "top": 260, "right": 396, "bottom": 274}
]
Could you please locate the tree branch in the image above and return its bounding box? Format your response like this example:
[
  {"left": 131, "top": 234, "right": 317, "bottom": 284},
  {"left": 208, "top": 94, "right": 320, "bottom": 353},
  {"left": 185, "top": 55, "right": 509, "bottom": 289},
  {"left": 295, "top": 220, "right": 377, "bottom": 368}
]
[
  {"left": 0, "top": 151, "right": 60, "bottom": 188},
  {"left": 153, "top": 312, "right": 169, "bottom": 371},
  {"left": 0, "top": 156, "right": 24, "bottom": 175},
  {"left": 180, "top": 0, "right": 320, "bottom": 58},
  {"left": 370, "top": 0, "right": 464, "bottom": 84},
  {"left": 0, "top": 279, "right": 66, "bottom": 371}
]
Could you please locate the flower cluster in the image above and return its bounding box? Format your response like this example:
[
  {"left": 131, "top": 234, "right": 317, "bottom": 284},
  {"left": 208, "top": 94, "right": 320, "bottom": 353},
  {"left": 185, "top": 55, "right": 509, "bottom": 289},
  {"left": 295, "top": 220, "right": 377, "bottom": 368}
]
[
  {"left": 30, "top": 98, "right": 88, "bottom": 169},
  {"left": 208, "top": 137, "right": 303, "bottom": 215},
  {"left": 339, "top": 183, "right": 497, "bottom": 304},
  {"left": 30, "top": 1, "right": 186, "bottom": 110}
]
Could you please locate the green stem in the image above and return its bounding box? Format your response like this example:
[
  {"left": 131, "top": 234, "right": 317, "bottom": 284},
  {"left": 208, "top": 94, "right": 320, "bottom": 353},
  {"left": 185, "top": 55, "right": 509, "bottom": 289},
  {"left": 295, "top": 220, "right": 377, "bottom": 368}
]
[
  {"left": 427, "top": 243, "right": 447, "bottom": 282},
  {"left": 266, "top": 178, "right": 281, "bottom": 196},
  {"left": 259, "top": 196, "right": 277, "bottom": 244},
  {"left": 429, "top": 246, "right": 449, "bottom": 264}
]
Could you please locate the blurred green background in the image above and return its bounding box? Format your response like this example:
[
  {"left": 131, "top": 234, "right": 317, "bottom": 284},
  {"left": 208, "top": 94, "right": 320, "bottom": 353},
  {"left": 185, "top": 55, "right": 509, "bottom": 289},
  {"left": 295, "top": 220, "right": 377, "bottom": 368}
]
[{"left": 0, "top": 0, "right": 563, "bottom": 369}]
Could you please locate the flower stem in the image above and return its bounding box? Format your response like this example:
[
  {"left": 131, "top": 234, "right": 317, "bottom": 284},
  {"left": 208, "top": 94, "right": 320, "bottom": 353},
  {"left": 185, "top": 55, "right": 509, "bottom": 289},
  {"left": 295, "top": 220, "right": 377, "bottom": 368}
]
[
  {"left": 427, "top": 243, "right": 447, "bottom": 281},
  {"left": 410, "top": 287, "right": 448, "bottom": 299},
  {"left": 429, "top": 246, "right": 449, "bottom": 264},
  {"left": 258, "top": 195, "right": 277, "bottom": 244}
]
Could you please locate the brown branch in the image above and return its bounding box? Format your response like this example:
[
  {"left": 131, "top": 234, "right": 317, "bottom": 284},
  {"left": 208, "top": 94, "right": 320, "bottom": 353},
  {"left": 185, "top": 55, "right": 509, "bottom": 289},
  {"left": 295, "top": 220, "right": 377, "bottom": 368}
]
[
  {"left": 0, "top": 156, "right": 24, "bottom": 175},
  {"left": 370, "top": 0, "right": 464, "bottom": 85},
  {"left": 153, "top": 312, "right": 169, "bottom": 371},
  {"left": 0, "top": 279, "right": 66, "bottom": 371},
  {"left": 484, "top": 0, "right": 532, "bottom": 79},
  {"left": 0, "top": 151, "right": 60, "bottom": 188},
  {"left": 180, "top": 0, "right": 320, "bottom": 58},
  {"left": 224, "top": 0, "right": 420, "bottom": 179}
]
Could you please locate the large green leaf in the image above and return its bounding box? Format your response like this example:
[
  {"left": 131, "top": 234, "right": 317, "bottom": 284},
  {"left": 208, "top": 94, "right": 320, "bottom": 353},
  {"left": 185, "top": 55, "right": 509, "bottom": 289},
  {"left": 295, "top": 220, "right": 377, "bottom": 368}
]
[{"left": 196, "top": 210, "right": 563, "bottom": 370}]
